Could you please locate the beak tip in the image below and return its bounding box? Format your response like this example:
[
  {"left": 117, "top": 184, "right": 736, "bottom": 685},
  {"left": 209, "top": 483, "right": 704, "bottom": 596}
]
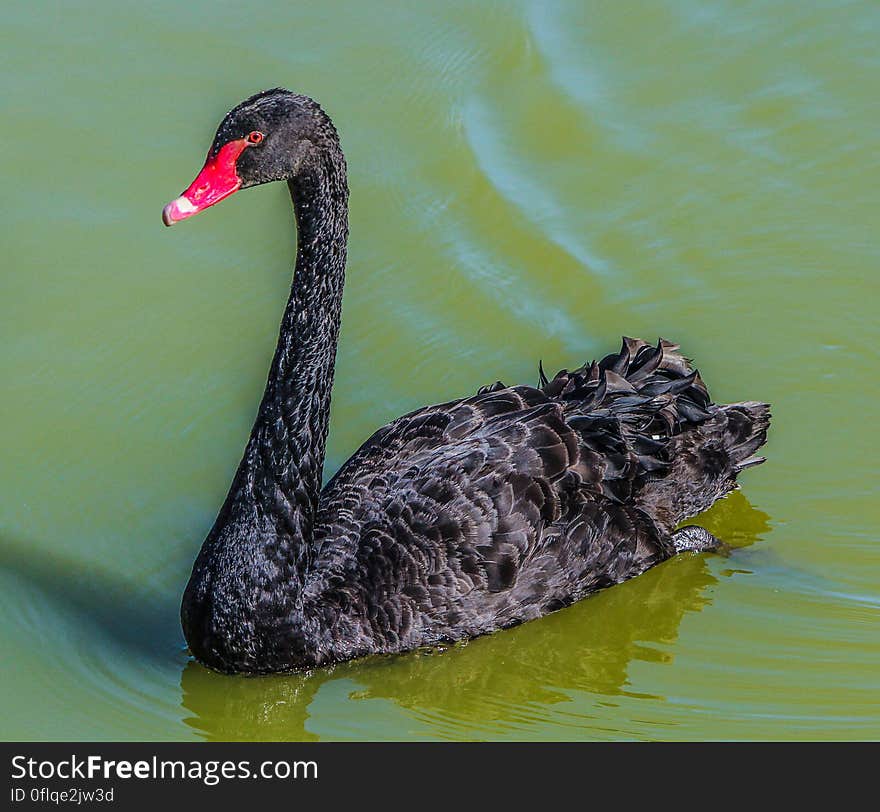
[{"left": 162, "top": 196, "right": 197, "bottom": 227}]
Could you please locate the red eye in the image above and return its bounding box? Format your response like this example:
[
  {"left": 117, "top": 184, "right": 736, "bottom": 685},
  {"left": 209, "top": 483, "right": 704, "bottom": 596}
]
[{"left": 246, "top": 131, "right": 264, "bottom": 145}]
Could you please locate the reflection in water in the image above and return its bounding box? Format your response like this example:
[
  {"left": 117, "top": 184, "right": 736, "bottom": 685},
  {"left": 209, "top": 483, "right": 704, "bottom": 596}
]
[
  {"left": 0, "top": 532, "right": 178, "bottom": 663},
  {"left": 180, "top": 490, "right": 770, "bottom": 740}
]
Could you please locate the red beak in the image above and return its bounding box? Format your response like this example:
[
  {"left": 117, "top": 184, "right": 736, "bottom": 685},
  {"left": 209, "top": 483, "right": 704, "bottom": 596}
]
[{"left": 162, "top": 138, "right": 249, "bottom": 226}]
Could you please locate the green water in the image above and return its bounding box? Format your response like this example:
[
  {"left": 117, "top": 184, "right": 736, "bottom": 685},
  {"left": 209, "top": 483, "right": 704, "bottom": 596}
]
[{"left": 2, "top": 0, "right": 878, "bottom": 741}]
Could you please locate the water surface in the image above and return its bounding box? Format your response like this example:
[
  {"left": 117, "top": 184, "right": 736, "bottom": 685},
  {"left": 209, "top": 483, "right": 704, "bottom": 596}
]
[{"left": 2, "top": 0, "right": 878, "bottom": 740}]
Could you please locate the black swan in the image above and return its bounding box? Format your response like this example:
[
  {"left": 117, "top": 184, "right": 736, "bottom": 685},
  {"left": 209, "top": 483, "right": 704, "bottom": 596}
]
[{"left": 164, "top": 89, "right": 770, "bottom": 674}]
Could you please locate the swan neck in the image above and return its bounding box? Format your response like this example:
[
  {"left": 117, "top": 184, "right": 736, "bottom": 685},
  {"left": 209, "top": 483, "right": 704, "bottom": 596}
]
[{"left": 246, "top": 147, "right": 348, "bottom": 545}]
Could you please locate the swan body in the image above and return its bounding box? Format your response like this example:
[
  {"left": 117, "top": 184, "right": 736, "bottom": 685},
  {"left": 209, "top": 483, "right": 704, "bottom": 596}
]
[{"left": 166, "top": 89, "right": 770, "bottom": 674}]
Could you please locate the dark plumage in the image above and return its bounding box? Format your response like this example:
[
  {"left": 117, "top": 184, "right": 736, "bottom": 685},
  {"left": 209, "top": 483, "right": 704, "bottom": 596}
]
[{"left": 167, "top": 89, "right": 770, "bottom": 674}]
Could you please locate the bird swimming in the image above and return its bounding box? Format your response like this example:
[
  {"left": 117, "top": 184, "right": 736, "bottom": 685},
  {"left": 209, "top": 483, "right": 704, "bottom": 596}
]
[{"left": 164, "top": 89, "right": 770, "bottom": 674}]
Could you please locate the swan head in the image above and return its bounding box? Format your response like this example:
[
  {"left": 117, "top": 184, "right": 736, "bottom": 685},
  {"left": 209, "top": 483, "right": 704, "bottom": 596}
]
[{"left": 162, "top": 88, "right": 340, "bottom": 226}]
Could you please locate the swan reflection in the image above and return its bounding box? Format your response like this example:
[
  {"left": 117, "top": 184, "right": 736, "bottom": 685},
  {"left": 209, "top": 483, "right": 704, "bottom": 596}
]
[{"left": 180, "top": 489, "right": 770, "bottom": 740}]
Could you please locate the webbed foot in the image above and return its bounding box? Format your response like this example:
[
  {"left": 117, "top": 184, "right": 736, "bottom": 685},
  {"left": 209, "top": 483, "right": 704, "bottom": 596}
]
[{"left": 672, "top": 526, "right": 730, "bottom": 556}]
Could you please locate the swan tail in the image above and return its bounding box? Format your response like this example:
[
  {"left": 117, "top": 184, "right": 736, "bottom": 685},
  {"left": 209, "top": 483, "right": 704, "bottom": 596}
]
[
  {"left": 721, "top": 401, "right": 771, "bottom": 473},
  {"left": 540, "top": 337, "right": 770, "bottom": 530},
  {"left": 660, "top": 399, "right": 771, "bottom": 528}
]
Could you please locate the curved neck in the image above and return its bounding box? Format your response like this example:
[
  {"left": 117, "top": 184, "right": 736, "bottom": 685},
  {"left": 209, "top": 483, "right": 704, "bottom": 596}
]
[{"left": 242, "top": 147, "right": 348, "bottom": 544}]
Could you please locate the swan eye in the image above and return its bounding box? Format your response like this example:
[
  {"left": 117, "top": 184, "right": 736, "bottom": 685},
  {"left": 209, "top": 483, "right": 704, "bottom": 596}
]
[{"left": 246, "top": 131, "right": 265, "bottom": 145}]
